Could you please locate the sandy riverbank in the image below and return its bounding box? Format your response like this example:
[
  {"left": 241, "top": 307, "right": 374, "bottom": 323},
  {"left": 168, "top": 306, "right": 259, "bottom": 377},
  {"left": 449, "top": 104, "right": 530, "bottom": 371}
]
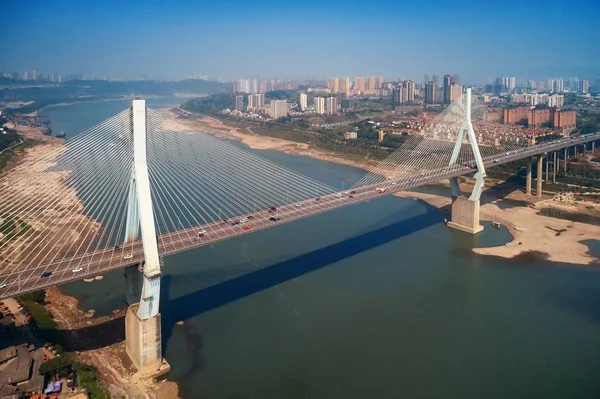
[
  {"left": 170, "top": 113, "right": 383, "bottom": 174},
  {"left": 2, "top": 125, "right": 181, "bottom": 397},
  {"left": 170, "top": 113, "right": 600, "bottom": 266},
  {"left": 43, "top": 287, "right": 180, "bottom": 398},
  {"left": 396, "top": 186, "right": 599, "bottom": 266},
  {"left": 0, "top": 125, "right": 102, "bottom": 269}
]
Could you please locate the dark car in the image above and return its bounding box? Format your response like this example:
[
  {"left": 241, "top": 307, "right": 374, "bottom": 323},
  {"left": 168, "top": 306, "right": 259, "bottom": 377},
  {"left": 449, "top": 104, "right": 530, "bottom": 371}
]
[
  {"left": 350, "top": 190, "right": 356, "bottom": 194},
  {"left": 268, "top": 207, "right": 277, "bottom": 212},
  {"left": 269, "top": 217, "right": 281, "bottom": 222},
  {"left": 315, "top": 197, "right": 321, "bottom": 201},
  {"left": 247, "top": 215, "right": 255, "bottom": 219},
  {"left": 41, "top": 272, "right": 53, "bottom": 278}
]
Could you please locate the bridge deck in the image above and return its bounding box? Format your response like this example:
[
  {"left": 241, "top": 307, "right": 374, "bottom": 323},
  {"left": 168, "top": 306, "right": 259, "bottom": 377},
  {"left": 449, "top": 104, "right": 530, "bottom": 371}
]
[{"left": 1, "top": 132, "right": 599, "bottom": 298}]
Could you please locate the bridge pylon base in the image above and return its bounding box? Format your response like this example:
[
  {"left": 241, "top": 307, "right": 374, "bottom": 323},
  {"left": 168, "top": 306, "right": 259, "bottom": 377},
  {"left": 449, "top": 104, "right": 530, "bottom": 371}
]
[
  {"left": 125, "top": 304, "right": 170, "bottom": 378},
  {"left": 447, "top": 196, "right": 483, "bottom": 235}
]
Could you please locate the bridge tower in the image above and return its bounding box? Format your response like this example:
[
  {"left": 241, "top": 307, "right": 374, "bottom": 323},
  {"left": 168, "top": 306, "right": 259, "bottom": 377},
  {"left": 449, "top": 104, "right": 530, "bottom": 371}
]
[
  {"left": 124, "top": 99, "right": 169, "bottom": 377},
  {"left": 446, "top": 88, "right": 486, "bottom": 234}
]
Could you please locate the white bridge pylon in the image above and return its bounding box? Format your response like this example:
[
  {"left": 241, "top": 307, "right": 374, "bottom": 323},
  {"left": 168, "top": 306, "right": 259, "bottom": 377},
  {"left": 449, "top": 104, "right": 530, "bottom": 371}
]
[
  {"left": 126, "top": 99, "right": 161, "bottom": 320},
  {"left": 448, "top": 87, "right": 486, "bottom": 200}
]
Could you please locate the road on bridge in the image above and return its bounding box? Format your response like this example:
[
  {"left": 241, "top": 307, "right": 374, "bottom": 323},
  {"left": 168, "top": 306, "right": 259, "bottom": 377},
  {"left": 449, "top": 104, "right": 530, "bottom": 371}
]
[{"left": 1, "top": 132, "right": 599, "bottom": 299}]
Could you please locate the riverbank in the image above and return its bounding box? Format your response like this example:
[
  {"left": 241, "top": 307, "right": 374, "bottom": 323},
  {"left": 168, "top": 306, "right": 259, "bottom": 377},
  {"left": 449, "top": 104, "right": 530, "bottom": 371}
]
[
  {"left": 169, "top": 112, "right": 383, "bottom": 174},
  {"left": 170, "top": 112, "right": 600, "bottom": 266},
  {"left": 395, "top": 185, "right": 599, "bottom": 266},
  {"left": 43, "top": 287, "right": 180, "bottom": 398}
]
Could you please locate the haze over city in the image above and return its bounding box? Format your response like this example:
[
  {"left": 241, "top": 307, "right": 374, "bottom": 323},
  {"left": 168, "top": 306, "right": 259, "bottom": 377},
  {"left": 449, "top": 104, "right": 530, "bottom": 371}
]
[
  {"left": 3, "top": 0, "right": 599, "bottom": 83},
  {"left": 3, "top": 1, "right": 600, "bottom": 398}
]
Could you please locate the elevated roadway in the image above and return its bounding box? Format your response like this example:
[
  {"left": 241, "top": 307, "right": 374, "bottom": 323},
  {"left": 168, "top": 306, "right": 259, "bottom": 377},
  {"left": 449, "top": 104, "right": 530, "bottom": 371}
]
[{"left": 1, "top": 132, "right": 599, "bottom": 299}]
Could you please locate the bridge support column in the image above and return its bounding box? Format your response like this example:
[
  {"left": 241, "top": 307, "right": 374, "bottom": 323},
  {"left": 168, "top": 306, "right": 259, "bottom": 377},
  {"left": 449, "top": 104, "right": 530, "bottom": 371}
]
[
  {"left": 526, "top": 157, "right": 532, "bottom": 195},
  {"left": 124, "top": 99, "right": 170, "bottom": 378},
  {"left": 446, "top": 88, "right": 485, "bottom": 234},
  {"left": 537, "top": 155, "right": 544, "bottom": 198},
  {"left": 553, "top": 151, "right": 557, "bottom": 184},
  {"left": 447, "top": 196, "right": 483, "bottom": 234},
  {"left": 564, "top": 148, "right": 568, "bottom": 172}
]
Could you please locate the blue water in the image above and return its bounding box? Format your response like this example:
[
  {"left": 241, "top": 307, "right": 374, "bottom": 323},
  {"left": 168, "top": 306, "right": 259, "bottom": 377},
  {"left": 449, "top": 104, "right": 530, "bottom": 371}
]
[{"left": 43, "top": 99, "right": 600, "bottom": 399}]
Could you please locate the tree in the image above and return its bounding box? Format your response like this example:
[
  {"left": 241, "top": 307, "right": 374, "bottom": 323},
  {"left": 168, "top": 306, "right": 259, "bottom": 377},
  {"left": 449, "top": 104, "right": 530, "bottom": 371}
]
[
  {"left": 39, "top": 356, "right": 72, "bottom": 377},
  {"left": 516, "top": 118, "right": 528, "bottom": 127},
  {"left": 18, "top": 290, "right": 46, "bottom": 304}
]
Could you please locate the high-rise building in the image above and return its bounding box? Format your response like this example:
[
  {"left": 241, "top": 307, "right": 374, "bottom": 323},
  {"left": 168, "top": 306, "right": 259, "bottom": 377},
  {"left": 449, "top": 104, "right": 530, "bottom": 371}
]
[
  {"left": 432, "top": 75, "right": 439, "bottom": 85},
  {"left": 579, "top": 79, "right": 589, "bottom": 93},
  {"left": 555, "top": 78, "right": 564, "bottom": 93},
  {"left": 367, "top": 76, "right": 377, "bottom": 91},
  {"left": 405, "top": 80, "right": 415, "bottom": 103},
  {"left": 595, "top": 78, "right": 600, "bottom": 94},
  {"left": 392, "top": 86, "right": 403, "bottom": 105},
  {"left": 236, "top": 79, "right": 251, "bottom": 93},
  {"left": 503, "top": 107, "right": 529, "bottom": 124},
  {"left": 393, "top": 80, "right": 415, "bottom": 105},
  {"left": 355, "top": 76, "right": 366, "bottom": 92},
  {"left": 538, "top": 81, "right": 545, "bottom": 91},
  {"left": 326, "top": 97, "right": 338, "bottom": 115},
  {"left": 449, "top": 83, "right": 462, "bottom": 103},
  {"left": 314, "top": 97, "right": 325, "bottom": 114},
  {"left": 22, "top": 70, "right": 29, "bottom": 80},
  {"left": 269, "top": 100, "right": 288, "bottom": 119},
  {"left": 32, "top": 69, "right": 38, "bottom": 80},
  {"left": 548, "top": 94, "right": 564, "bottom": 108},
  {"left": 508, "top": 76, "right": 516, "bottom": 91},
  {"left": 235, "top": 95, "right": 244, "bottom": 111},
  {"left": 256, "top": 93, "right": 265, "bottom": 108},
  {"left": 247, "top": 94, "right": 255, "bottom": 110},
  {"left": 251, "top": 79, "right": 258, "bottom": 94},
  {"left": 443, "top": 75, "right": 453, "bottom": 104},
  {"left": 527, "top": 80, "right": 537, "bottom": 89},
  {"left": 528, "top": 109, "right": 551, "bottom": 127},
  {"left": 547, "top": 79, "right": 555, "bottom": 92},
  {"left": 376, "top": 76, "right": 385, "bottom": 89},
  {"left": 425, "top": 81, "right": 436, "bottom": 104},
  {"left": 339, "top": 78, "right": 350, "bottom": 94},
  {"left": 299, "top": 93, "right": 307, "bottom": 111},
  {"left": 424, "top": 74, "right": 430, "bottom": 86},
  {"left": 328, "top": 77, "right": 339, "bottom": 93},
  {"left": 553, "top": 109, "right": 576, "bottom": 129}
]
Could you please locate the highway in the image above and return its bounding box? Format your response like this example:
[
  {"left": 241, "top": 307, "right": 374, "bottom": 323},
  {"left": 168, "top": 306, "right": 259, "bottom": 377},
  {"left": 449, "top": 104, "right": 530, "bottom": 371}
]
[{"left": 1, "top": 131, "right": 599, "bottom": 299}]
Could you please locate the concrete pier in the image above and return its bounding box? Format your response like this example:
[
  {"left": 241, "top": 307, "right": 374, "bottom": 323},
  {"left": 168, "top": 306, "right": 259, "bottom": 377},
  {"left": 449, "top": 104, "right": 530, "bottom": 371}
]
[
  {"left": 553, "top": 151, "right": 557, "bottom": 183},
  {"left": 125, "top": 304, "right": 170, "bottom": 378},
  {"left": 537, "top": 155, "right": 544, "bottom": 198},
  {"left": 447, "top": 196, "right": 483, "bottom": 234},
  {"left": 526, "top": 157, "right": 532, "bottom": 195}
]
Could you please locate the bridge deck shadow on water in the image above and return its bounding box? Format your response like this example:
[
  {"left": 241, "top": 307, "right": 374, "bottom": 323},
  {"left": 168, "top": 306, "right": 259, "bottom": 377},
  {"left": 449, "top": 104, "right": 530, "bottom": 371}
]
[
  {"left": 60, "top": 180, "right": 531, "bottom": 353},
  {"left": 159, "top": 205, "right": 445, "bottom": 349}
]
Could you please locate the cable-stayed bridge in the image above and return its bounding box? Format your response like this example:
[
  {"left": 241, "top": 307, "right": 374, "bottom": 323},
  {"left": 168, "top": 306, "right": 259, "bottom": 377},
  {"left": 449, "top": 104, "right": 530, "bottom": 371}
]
[{"left": 1, "top": 89, "right": 598, "bottom": 375}]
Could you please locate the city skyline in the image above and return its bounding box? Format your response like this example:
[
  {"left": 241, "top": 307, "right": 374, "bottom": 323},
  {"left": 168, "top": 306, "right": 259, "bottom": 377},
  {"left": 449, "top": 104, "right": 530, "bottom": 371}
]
[{"left": 3, "top": 0, "right": 599, "bottom": 84}]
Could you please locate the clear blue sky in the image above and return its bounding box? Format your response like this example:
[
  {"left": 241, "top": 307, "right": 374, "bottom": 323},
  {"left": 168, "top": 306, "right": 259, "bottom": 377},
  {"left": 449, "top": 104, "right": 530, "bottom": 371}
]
[{"left": 2, "top": 0, "right": 599, "bottom": 84}]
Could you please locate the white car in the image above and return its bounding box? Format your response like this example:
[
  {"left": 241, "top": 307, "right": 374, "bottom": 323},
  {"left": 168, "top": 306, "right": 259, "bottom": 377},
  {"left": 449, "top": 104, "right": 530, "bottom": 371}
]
[
  {"left": 124, "top": 254, "right": 133, "bottom": 260},
  {"left": 239, "top": 217, "right": 248, "bottom": 223},
  {"left": 196, "top": 229, "right": 207, "bottom": 237},
  {"left": 72, "top": 267, "right": 83, "bottom": 273},
  {"left": 0, "top": 283, "right": 6, "bottom": 289},
  {"left": 295, "top": 204, "right": 301, "bottom": 207}
]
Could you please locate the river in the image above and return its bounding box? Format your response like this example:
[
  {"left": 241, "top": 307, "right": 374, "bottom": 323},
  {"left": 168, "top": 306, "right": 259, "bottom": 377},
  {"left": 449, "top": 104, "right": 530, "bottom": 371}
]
[{"left": 41, "top": 98, "right": 600, "bottom": 399}]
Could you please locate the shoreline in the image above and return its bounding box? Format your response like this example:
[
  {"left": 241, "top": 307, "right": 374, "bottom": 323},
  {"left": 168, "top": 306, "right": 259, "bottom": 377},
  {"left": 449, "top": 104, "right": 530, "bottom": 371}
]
[
  {"left": 172, "top": 111, "right": 599, "bottom": 266},
  {"left": 4, "top": 105, "right": 598, "bottom": 399},
  {"left": 44, "top": 286, "right": 180, "bottom": 398}
]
